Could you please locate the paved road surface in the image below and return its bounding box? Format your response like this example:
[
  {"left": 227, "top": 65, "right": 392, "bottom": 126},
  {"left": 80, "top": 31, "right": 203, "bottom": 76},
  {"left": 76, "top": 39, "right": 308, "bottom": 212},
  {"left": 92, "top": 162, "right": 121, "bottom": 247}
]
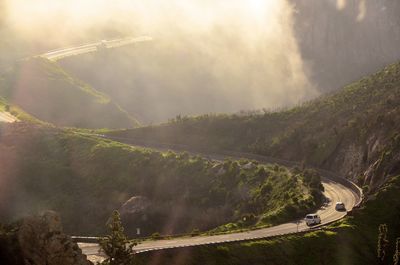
[
  {"left": 0, "top": 111, "right": 18, "bottom": 123},
  {"left": 14, "top": 36, "right": 358, "bottom": 260},
  {"left": 78, "top": 139, "right": 360, "bottom": 261},
  {"left": 41, "top": 36, "right": 153, "bottom": 61}
]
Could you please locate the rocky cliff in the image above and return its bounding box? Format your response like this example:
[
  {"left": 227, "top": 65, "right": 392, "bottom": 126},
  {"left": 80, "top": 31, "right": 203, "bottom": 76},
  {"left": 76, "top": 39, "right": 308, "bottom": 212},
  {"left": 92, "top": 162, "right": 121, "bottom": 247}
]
[{"left": 0, "top": 211, "right": 91, "bottom": 265}]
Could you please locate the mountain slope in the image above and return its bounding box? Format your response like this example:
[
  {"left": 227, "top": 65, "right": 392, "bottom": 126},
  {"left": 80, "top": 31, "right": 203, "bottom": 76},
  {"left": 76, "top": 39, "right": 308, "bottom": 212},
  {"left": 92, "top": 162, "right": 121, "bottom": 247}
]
[
  {"left": 107, "top": 62, "right": 400, "bottom": 265},
  {"left": 0, "top": 58, "right": 139, "bottom": 129},
  {"left": 108, "top": 61, "right": 400, "bottom": 191},
  {"left": 137, "top": 175, "right": 400, "bottom": 265},
  {"left": 0, "top": 96, "right": 36, "bottom": 123},
  {"left": 0, "top": 122, "right": 322, "bottom": 236}
]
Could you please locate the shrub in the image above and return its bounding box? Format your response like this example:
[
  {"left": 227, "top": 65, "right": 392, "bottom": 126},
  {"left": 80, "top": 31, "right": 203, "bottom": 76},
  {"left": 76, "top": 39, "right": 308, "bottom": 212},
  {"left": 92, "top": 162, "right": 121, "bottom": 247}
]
[
  {"left": 190, "top": 228, "right": 200, "bottom": 237},
  {"left": 151, "top": 232, "right": 161, "bottom": 240},
  {"left": 98, "top": 210, "right": 138, "bottom": 265}
]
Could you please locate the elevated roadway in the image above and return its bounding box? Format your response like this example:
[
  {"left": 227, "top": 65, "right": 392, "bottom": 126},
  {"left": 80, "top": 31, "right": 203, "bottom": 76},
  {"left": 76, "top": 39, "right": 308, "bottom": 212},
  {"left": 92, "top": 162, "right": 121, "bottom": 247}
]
[{"left": 40, "top": 36, "right": 153, "bottom": 61}]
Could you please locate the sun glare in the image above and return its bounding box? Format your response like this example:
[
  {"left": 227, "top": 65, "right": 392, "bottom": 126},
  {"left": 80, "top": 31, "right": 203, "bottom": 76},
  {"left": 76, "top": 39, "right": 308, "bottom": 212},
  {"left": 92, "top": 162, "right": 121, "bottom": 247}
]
[
  {"left": 247, "top": 0, "right": 276, "bottom": 20},
  {"left": 6, "top": 0, "right": 109, "bottom": 27},
  {"left": 5, "top": 0, "right": 283, "bottom": 33}
]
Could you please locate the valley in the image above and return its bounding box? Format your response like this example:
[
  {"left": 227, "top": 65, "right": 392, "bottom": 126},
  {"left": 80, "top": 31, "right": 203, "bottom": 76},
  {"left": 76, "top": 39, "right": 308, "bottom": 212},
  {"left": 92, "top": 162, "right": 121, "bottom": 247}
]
[{"left": 0, "top": 1, "right": 399, "bottom": 264}]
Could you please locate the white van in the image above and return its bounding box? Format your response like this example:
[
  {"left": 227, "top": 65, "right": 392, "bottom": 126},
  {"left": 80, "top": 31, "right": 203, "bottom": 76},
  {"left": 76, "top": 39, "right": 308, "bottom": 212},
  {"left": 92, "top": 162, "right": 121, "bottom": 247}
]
[{"left": 305, "top": 214, "right": 321, "bottom": 226}]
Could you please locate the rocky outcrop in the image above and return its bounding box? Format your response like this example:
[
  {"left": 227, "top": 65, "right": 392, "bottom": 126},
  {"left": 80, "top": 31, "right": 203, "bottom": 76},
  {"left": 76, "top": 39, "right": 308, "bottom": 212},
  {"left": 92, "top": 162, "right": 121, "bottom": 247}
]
[
  {"left": 325, "top": 129, "right": 400, "bottom": 193},
  {"left": 119, "top": 196, "right": 158, "bottom": 237},
  {"left": 0, "top": 211, "right": 92, "bottom": 265},
  {"left": 120, "top": 196, "right": 152, "bottom": 216}
]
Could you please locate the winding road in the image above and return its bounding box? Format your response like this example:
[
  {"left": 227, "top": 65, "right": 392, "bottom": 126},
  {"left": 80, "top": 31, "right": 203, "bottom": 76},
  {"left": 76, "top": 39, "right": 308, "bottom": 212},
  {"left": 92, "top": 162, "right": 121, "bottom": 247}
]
[
  {"left": 77, "top": 136, "right": 362, "bottom": 262},
  {"left": 34, "top": 37, "right": 362, "bottom": 261},
  {"left": 80, "top": 178, "right": 357, "bottom": 258}
]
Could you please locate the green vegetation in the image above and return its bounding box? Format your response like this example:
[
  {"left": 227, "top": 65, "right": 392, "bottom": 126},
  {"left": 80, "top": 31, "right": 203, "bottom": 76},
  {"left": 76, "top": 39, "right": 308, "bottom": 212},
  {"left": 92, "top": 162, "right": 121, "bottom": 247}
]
[
  {"left": 393, "top": 238, "right": 400, "bottom": 265},
  {"left": 109, "top": 61, "right": 400, "bottom": 185},
  {"left": 378, "top": 224, "right": 390, "bottom": 264},
  {"left": 0, "top": 58, "right": 139, "bottom": 129},
  {"left": 99, "top": 61, "right": 400, "bottom": 263},
  {"left": 0, "top": 123, "right": 322, "bottom": 237},
  {"left": 136, "top": 175, "right": 400, "bottom": 265},
  {"left": 0, "top": 36, "right": 398, "bottom": 265},
  {"left": 0, "top": 96, "right": 38, "bottom": 123},
  {"left": 210, "top": 167, "right": 324, "bottom": 233},
  {"left": 98, "top": 210, "right": 138, "bottom": 265}
]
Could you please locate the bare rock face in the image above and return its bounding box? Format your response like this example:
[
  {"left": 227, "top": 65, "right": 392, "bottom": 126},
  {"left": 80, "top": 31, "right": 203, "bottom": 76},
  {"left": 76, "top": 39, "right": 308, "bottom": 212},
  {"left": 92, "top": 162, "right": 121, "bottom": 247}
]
[
  {"left": 15, "top": 211, "right": 92, "bottom": 265},
  {"left": 119, "top": 196, "right": 151, "bottom": 216},
  {"left": 119, "top": 196, "right": 162, "bottom": 237}
]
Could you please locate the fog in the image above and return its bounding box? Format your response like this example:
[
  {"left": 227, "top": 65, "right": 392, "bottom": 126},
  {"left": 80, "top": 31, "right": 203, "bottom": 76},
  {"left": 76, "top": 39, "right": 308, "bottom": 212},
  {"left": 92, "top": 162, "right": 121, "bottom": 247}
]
[
  {"left": 290, "top": 0, "right": 400, "bottom": 91},
  {"left": 1, "top": 0, "right": 400, "bottom": 123},
  {"left": 1, "top": 0, "right": 318, "bottom": 122},
  {"left": 0, "top": 0, "right": 399, "bottom": 239}
]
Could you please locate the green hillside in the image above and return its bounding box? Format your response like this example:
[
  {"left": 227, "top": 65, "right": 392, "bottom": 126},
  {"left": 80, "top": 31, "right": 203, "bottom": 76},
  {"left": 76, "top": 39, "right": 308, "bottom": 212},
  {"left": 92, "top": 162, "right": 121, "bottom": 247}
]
[
  {"left": 138, "top": 174, "right": 400, "bottom": 265},
  {"left": 109, "top": 61, "right": 400, "bottom": 191},
  {"left": 102, "top": 61, "right": 400, "bottom": 265},
  {"left": 0, "top": 96, "right": 38, "bottom": 123},
  {"left": 0, "top": 122, "right": 322, "bottom": 236},
  {"left": 0, "top": 58, "right": 139, "bottom": 129},
  {"left": 0, "top": 44, "right": 399, "bottom": 265}
]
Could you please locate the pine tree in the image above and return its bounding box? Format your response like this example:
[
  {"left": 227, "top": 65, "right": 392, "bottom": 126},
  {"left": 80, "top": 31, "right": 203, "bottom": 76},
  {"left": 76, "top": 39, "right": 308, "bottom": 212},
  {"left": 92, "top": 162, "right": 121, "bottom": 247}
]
[
  {"left": 377, "top": 224, "right": 389, "bottom": 264},
  {"left": 98, "top": 210, "right": 138, "bottom": 265},
  {"left": 394, "top": 238, "right": 400, "bottom": 265}
]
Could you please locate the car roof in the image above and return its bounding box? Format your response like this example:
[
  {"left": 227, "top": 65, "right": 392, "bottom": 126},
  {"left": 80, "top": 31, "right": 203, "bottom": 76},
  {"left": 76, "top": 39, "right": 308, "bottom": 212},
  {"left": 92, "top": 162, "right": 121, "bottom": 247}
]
[
  {"left": 336, "top": 201, "right": 344, "bottom": 204},
  {"left": 306, "top": 214, "right": 318, "bottom": 217}
]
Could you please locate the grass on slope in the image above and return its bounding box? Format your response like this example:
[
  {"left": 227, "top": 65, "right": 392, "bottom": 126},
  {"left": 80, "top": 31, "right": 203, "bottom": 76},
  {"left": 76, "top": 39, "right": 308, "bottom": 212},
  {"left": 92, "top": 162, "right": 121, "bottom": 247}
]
[
  {"left": 108, "top": 61, "right": 400, "bottom": 185},
  {"left": 0, "top": 97, "right": 38, "bottom": 123},
  {"left": 109, "top": 61, "right": 400, "bottom": 157},
  {"left": 137, "top": 174, "right": 400, "bottom": 265},
  {"left": 0, "top": 123, "right": 323, "bottom": 236},
  {"left": 0, "top": 58, "right": 139, "bottom": 129}
]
